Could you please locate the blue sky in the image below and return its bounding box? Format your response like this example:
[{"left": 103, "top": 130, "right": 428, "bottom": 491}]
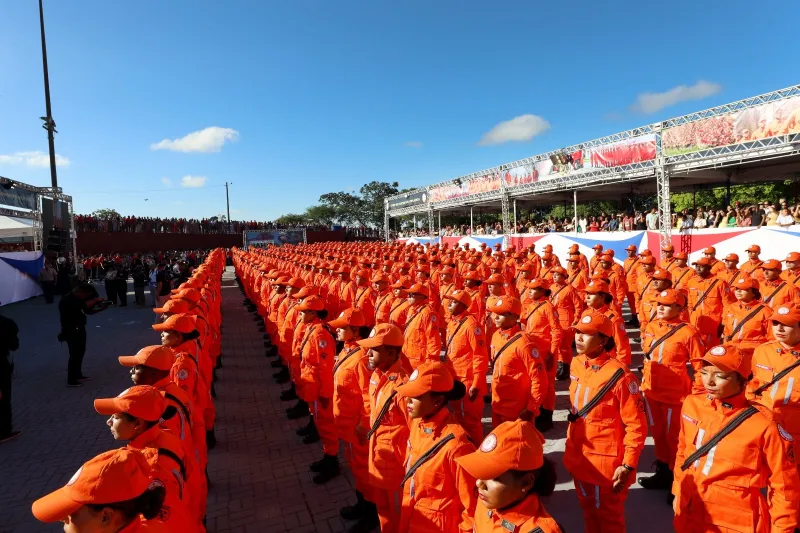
[{"left": 1, "top": 1, "right": 798, "bottom": 221}]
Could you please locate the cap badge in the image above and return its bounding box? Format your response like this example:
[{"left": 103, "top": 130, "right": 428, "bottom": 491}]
[
  {"left": 369, "top": 329, "right": 377, "bottom": 338},
  {"left": 778, "top": 424, "right": 794, "bottom": 442},
  {"left": 480, "top": 433, "right": 498, "bottom": 453},
  {"left": 339, "top": 312, "right": 345, "bottom": 318},
  {"left": 628, "top": 381, "right": 640, "bottom": 395},
  {"left": 581, "top": 316, "right": 592, "bottom": 324},
  {"left": 495, "top": 299, "right": 503, "bottom": 307},
  {"left": 409, "top": 369, "right": 419, "bottom": 381},
  {"left": 660, "top": 291, "right": 668, "bottom": 297},
  {"left": 710, "top": 346, "right": 727, "bottom": 356},
  {"left": 778, "top": 307, "right": 791, "bottom": 315},
  {"left": 67, "top": 466, "right": 83, "bottom": 486}
]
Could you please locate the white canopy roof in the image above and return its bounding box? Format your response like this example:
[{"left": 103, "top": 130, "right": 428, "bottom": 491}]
[{"left": 0, "top": 215, "right": 34, "bottom": 239}]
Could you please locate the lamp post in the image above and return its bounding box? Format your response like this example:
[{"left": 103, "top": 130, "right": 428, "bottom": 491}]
[
  {"left": 225, "top": 182, "right": 232, "bottom": 233},
  {"left": 38, "top": 0, "right": 58, "bottom": 190}
]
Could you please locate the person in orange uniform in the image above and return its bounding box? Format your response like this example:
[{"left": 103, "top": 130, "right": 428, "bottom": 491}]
[
  {"left": 634, "top": 255, "right": 657, "bottom": 323},
  {"left": 403, "top": 283, "right": 441, "bottom": 370},
  {"left": 565, "top": 313, "right": 647, "bottom": 533},
  {"left": 638, "top": 289, "right": 705, "bottom": 494},
  {"left": 94, "top": 386, "right": 197, "bottom": 531},
  {"left": 388, "top": 278, "right": 411, "bottom": 328},
  {"left": 353, "top": 269, "right": 377, "bottom": 327},
  {"left": 357, "top": 324, "right": 411, "bottom": 533},
  {"left": 748, "top": 305, "right": 800, "bottom": 463},
  {"left": 582, "top": 280, "right": 633, "bottom": 366},
  {"left": 741, "top": 244, "right": 765, "bottom": 280},
  {"left": 720, "top": 253, "right": 740, "bottom": 285},
  {"left": 524, "top": 278, "right": 562, "bottom": 431},
  {"left": 623, "top": 245, "right": 640, "bottom": 326},
  {"left": 328, "top": 308, "right": 379, "bottom": 531},
  {"left": 487, "top": 297, "right": 549, "bottom": 429},
  {"left": 567, "top": 254, "right": 589, "bottom": 298},
  {"left": 722, "top": 275, "right": 773, "bottom": 357},
  {"left": 462, "top": 271, "right": 487, "bottom": 322},
  {"left": 761, "top": 259, "right": 800, "bottom": 310},
  {"left": 660, "top": 244, "right": 677, "bottom": 272},
  {"left": 395, "top": 362, "right": 477, "bottom": 533},
  {"left": 442, "top": 289, "right": 488, "bottom": 444},
  {"left": 589, "top": 244, "right": 604, "bottom": 274},
  {"left": 514, "top": 261, "right": 536, "bottom": 299},
  {"left": 686, "top": 257, "right": 727, "bottom": 346},
  {"left": 32, "top": 448, "right": 169, "bottom": 532},
  {"left": 638, "top": 268, "right": 672, "bottom": 335},
  {"left": 568, "top": 243, "right": 590, "bottom": 272},
  {"left": 550, "top": 266, "right": 583, "bottom": 380},
  {"left": 372, "top": 273, "right": 393, "bottom": 326},
  {"left": 702, "top": 247, "right": 726, "bottom": 277},
  {"left": 782, "top": 251, "right": 800, "bottom": 286},
  {"left": 671, "top": 253, "right": 694, "bottom": 292},
  {"left": 673, "top": 344, "right": 800, "bottom": 532},
  {"left": 484, "top": 274, "right": 506, "bottom": 342}
]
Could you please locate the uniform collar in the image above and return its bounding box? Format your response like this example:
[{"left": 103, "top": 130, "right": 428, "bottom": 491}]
[
  {"left": 582, "top": 352, "right": 611, "bottom": 369},
  {"left": 499, "top": 324, "right": 521, "bottom": 337},
  {"left": 707, "top": 390, "right": 748, "bottom": 411},
  {"left": 489, "top": 494, "right": 548, "bottom": 530},
  {"left": 129, "top": 424, "right": 162, "bottom": 449},
  {"left": 152, "top": 376, "right": 173, "bottom": 389},
  {"left": 737, "top": 299, "right": 760, "bottom": 310},
  {"left": 764, "top": 278, "right": 782, "bottom": 286},
  {"left": 376, "top": 358, "right": 405, "bottom": 382},
  {"left": 418, "top": 407, "right": 451, "bottom": 435}
]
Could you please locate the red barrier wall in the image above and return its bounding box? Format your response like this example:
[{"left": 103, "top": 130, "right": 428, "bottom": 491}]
[{"left": 76, "top": 232, "right": 242, "bottom": 255}]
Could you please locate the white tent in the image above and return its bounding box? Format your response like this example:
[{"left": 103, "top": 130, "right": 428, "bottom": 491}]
[{"left": 0, "top": 215, "right": 34, "bottom": 239}]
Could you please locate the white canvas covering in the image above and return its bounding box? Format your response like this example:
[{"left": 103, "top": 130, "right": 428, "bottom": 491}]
[{"left": 0, "top": 215, "right": 34, "bottom": 239}]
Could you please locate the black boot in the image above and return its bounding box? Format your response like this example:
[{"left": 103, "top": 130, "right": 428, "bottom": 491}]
[
  {"left": 215, "top": 356, "right": 223, "bottom": 369},
  {"left": 296, "top": 418, "right": 316, "bottom": 436},
  {"left": 258, "top": 327, "right": 266, "bottom": 333},
  {"left": 286, "top": 401, "right": 309, "bottom": 419},
  {"left": 273, "top": 367, "right": 290, "bottom": 383},
  {"left": 280, "top": 385, "right": 298, "bottom": 402},
  {"left": 348, "top": 503, "right": 379, "bottom": 533},
  {"left": 263, "top": 334, "right": 270, "bottom": 340},
  {"left": 206, "top": 428, "right": 217, "bottom": 450},
  {"left": 211, "top": 382, "right": 217, "bottom": 399},
  {"left": 639, "top": 461, "right": 674, "bottom": 490},
  {"left": 265, "top": 346, "right": 277, "bottom": 357},
  {"left": 270, "top": 359, "right": 285, "bottom": 368},
  {"left": 556, "top": 361, "right": 569, "bottom": 381},
  {"left": 627, "top": 316, "right": 640, "bottom": 327},
  {"left": 302, "top": 426, "right": 320, "bottom": 444},
  {"left": 340, "top": 491, "right": 368, "bottom": 520},
  {"left": 312, "top": 454, "right": 340, "bottom": 484},
  {"left": 534, "top": 409, "right": 554, "bottom": 433}
]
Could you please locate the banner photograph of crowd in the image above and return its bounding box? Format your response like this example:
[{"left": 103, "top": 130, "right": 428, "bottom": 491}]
[{"left": 229, "top": 239, "right": 800, "bottom": 533}]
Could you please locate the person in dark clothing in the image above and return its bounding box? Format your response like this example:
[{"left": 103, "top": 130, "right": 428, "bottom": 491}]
[
  {"left": 103, "top": 263, "right": 118, "bottom": 306},
  {"left": 115, "top": 264, "right": 129, "bottom": 307},
  {"left": 58, "top": 283, "right": 109, "bottom": 387},
  {"left": 132, "top": 265, "right": 147, "bottom": 306},
  {"left": 155, "top": 263, "right": 172, "bottom": 308},
  {"left": 0, "top": 306, "right": 20, "bottom": 443}
]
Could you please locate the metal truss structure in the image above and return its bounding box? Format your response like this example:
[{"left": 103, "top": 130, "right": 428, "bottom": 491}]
[{"left": 385, "top": 84, "right": 800, "bottom": 245}]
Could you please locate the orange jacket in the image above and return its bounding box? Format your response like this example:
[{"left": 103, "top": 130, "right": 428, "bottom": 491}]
[
  {"left": 170, "top": 347, "right": 200, "bottom": 407},
  {"left": 638, "top": 285, "right": 662, "bottom": 329},
  {"left": 550, "top": 282, "right": 583, "bottom": 329},
  {"left": 564, "top": 353, "right": 647, "bottom": 487},
  {"left": 523, "top": 298, "right": 562, "bottom": 356},
  {"left": 741, "top": 259, "right": 765, "bottom": 281},
  {"left": 374, "top": 290, "right": 393, "bottom": 325},
  {"left": 686, "top": 275, "right": 727, "bottom": 335},
  {"left": 367, "top": 359, "right": 411, "bottom": 490},
  {"left": 660, "top": 257, "right": 678, "bottom": 273},
  {"left": 761, "top": 278, "right": 800, "bottom": 310},
  {"left": 780, "top": 268, "right": 800, "bottom": 286},
  {"left": 297, "top": 321, "right": 336, "bottom": 403},
  {"left": 353, "top": 285, "right": 377, "bottom": 327},
  {"left": 673, "top": 393, "right": 800, "bottom": 533},
  {"left": 399, "top": 408, "right": 477, "bottom": 533},
  {"left": 472, "top": 495, "right": 562, "bottom": 533},
  {"left": 581, "top": 306, "right": 632, "bottom": 366},
  {"left": 326, "top": 278, "right": 342, "bottom": 316},
  {"left": 402, "top": 303, "right": 441, "bottom": 369},
  {"left": 641, "top": 318, "right": 705, "bottom": 404},
  {"left": 623, "top": 257, "right": 639, "bottom": 294},
  {"left": 464, "top": 287, "right": 486, "bottom": 325},
  {"left": 635, "top": 273, "right": 655, "bottom": 313},
  {"left": 748, "top": 340, "right": 800, "bottom": 442},
  {"left": 337, "top": 279, "right": 357, "bottom": 311},
  {"left": 567, "top": 267, "right": 589, "bottom": 299},
  {"left": 672, "top": 266, "right": 694, "bottom": 292},
  {"left": 389, "top": 296, "right": 410, "bottom": 328},
  {"left": 444, "top": 312, "right": 488, "bottom": 391},
  {"left": 489, "top": 326, "right": 549, "bottom": 420},
  {"left": 709, "top": 259, "right": 726, "bottom": 277},
  {"left": 721, "top": 301, "right": 773, "bottom": 354},
  {"left": 332, "top": 342, "right": 371, "bottom": 442}
]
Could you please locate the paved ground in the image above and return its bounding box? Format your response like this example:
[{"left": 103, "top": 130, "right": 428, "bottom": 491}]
[{"left": 0, "top": 269, "right": 674, "bottom": 532}]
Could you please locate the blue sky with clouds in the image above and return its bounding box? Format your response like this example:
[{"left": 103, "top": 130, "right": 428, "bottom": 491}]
[{"left": 1, "top": 1, "right": 798, "bottom": 221}]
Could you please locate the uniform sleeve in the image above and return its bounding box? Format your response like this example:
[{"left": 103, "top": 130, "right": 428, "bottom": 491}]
[
  {"left": 450, "top": 441, "right": 478, "bottom": 533},
  {"left": 425, "top": 310, "right": 441, "bottom": 363},
  {"left": 304, "top": 334, "right": 323, "bottom": 401},
  {"left": 172, "top": 357, "right": 197, "bottom": 398},
  {"left": 672, "top": 402, "right": 690, "bottom": 510},
  {"left": 467, "top": 323, "right": 488, "bottom": 391},
  {"left": 547, "top": 307, "right": 562, "bottom": 356},
  {"left": 760, "top": 423, "right": 800, "bottom": 530},
  {"left": 318, "top": 333, "right": 336, "bottom": 400},
  {"left": 523, "top": 341, "right": 547, "bottom": 416},
  {"left": 686, "top": 330, "right": 706, "bottom": 394},
  {"left": 571, "top": 290, "right": 584, "bottom": 324},
  {"left": 616, "top": 372, "right": 647, "bottom": 469},
  {"left": 613, "top": 318, "right": 632, "bottom": 366},
  {"left": 355, "top": 359, "right": 372, "bottom": 429}
]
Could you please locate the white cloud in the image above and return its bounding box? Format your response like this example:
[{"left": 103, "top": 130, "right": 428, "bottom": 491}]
[
  {"left": 180, "top": 175, "right": 208, "bottom": 188},
  {"left": 0, "top": 150, "right": 70, "bottom": 167},
  {"left": 478, "top": 115, "right": 550, "bottom": 146},
  {"left": 630, "top": 81, "right": 722, "bottom": 114},
  {"left": 161, "top": 177, "right": 173, "bottom": 187},
  {"left": 403, "top": 141, "right": 423, "bottom": 148},
  {"left": 150, "top": 126, "right": 239, "bottom": 153}
]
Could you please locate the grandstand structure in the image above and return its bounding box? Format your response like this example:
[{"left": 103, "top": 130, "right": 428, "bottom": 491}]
[{"left": 384, "top": 84, "right": 800, "bottom": 249}]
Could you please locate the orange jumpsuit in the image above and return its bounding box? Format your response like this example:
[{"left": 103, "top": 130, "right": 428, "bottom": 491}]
[
  {"left": 762, "top": 278, "right": 800, "bottom": 310},
  {"left": 399, "top": 408, "right": 477, "bottom": 533},
  {"left": 564, "top": 353, "right": 647, "bottom": 533},
  {"left": 489, "top": 326, "right": 549, "bottom": 427},
  {"left": 297, "top": 321, "right": 338, "bottom": 456},
  {"left": 741, "top": 259, "right": 765, "bottom": 281},
  {"left": 686, "top": 275, "right": 726, "bottom": 346},
  {"left": 524, "top": 298, "right": 562, "bottom": 412},
  {"left": 641, "top": 318, "right": 705, "bottom": 468},
  {"left": 444, "top": 312, "right": 488, "bottom": 444},
  {"left": 581, "top": 307, "right": 632, "bottom": 366},
  {"left": 333, "top": 342, "right": 372, "bottom": 500},
  {"left": 353, "top": 285, "right": 377, "bottom": 327},
  {"left": 550, "top": 282, "right": 583, "bottom": 365},
  {"left": 402, "top": 303, "right": 441, "bottom": 369},
  {"left": 721, "top": 301, "right": 773, "bottom": 357},
  {"left": 672, "top": 266, "right": 694, "bottom": 292},
  {"left": 673, "top": 393, "right": 800, "bottom": 532},
  {"left": 374, "top": 290, "right": 393, "bottom": 325},
  {"left": 781, "top": 267, "right": 800, "bottom": 286},
  {"left": 170, "top": 343, "right": 209, "bottom": 471},
  {"left": 708, "top": 259, "right": 726, "bottom": 277},
  {"left": 367, "top": 358, "right": 410, "bottom": 533},
  {"left": 464, "top": 287, "right": 486, "bottom": 325},
  {"left": 623, "top": 258, "right": 639, "bottom": 317},
  {"left": 472, "top": 495, "right": 562, "bottom": 533}
]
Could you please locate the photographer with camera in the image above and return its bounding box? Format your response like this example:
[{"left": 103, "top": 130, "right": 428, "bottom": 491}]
[{"left": 58, "top": 283, "right": 111, "bottom": 387}]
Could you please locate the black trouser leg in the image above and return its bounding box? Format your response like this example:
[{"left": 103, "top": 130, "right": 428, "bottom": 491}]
[
  {"left": 0, "top": 358, "right": 13, "bottom": 436},
  {"left": 42, "top": 281, "right": 55, "bottom": 303},
  {"left": 104, "top": 281, "right": 116, "bottom": 304},
  {"left": 117, "top": 280, "right": 127, "bottom": 306},
  {"left": 66, "top": 329, "right": 87, "bottom": 382}
]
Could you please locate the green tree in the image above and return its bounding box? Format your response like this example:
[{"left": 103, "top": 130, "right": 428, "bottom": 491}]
[
  {"left": 319, "top": 192, "right": 363, "bottom": 225},
  {"left": 360, "top": 181, "right": 400, "bottom": 228},
  {"left": 274, "top": 213, "right": 307, "bottom": 225},
  {"left": 304, "top": 204, "right": 337, "bottom": 225},
  {"left": 92, "top": 208, "right": 121, "bottom": 220}
]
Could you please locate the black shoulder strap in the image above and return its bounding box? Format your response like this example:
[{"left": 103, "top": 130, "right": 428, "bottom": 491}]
[
  {"left": 164, "top": 392, "right": 191, "bottom": 424},
  {"left": 725, "top": 305, "right": 765, "bottom": 342},
  {"left": 404, "top": 307, "right": 426, "bottom": 332},
  {"left": 492, "top": 333, "right": 523, "bottom": 366},
  {"left": 638, "top": 278, "right": 654, "bottom": 300},
  {"left": 674, "top": 268, "right": 691, "bottom": 287},
  {"left": 764, "top": 282, "right": 787, "bottom": 304},
  {"left": 644, "top": 323, "right": 687, "bottom": 360},
  {"left": 549, "top": 284, "right": 568, "bottom": 304},
  {"left": 366, "top": 390, "right": 398, "bottom": 440},
  {"left": 400, "top": 433, "right": 455, "bottom": 487},
  {"left": 567, "top": 368, "right": 626, "bottom": 423},
  {"left": 524, "top": 301, "right": 547, "bottom": 323},
  {"left": 624, "top": 258, "right": 639, "bottom": 275},
  {"left": 445, "top": 317, "right": 470, "bottom": 356},
  {"left": 333, "top": 347, "right": 362, "bottom": 374},
  {"left": 157, "top": 447, "right": 187, "bottom": 479},
  {"left": 680, "top": 406, "right": 759, "bottom": 471},
  {"left": 753, "top": 358, "right": 800, "bottom": 397},
  {"left": 692, "top": 279, "right": 719, "bottom": 311}
]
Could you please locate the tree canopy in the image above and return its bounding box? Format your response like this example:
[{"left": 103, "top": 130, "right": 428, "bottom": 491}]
[{"left": 276, "top": 181, "right": 401, "bottom": 227}]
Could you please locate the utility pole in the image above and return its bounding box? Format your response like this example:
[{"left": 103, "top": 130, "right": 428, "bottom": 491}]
[
  {"left": 39, "top": 0, "right": 58, "bottom": 191},
  {"left": 225, "top": 182, "right": 232, "bottom": 233}
]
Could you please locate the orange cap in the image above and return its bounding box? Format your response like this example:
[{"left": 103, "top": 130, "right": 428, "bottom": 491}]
[
  {"left": 328, "top": 308, "right": 366, "bottom": 329},
  {"left": 118, "top": 345, "right": 175, "bottom": 371},
  {"left": 655, "top": 289, "right": 687, "bottom": 306},
  {"left": 576, "top": 313, "right": 614, "bottom": 337},
  {"left": 674, "top": 252, "right": 688, "bottom": 260},
  {"left": 274, "top": 276, "right": 291, "bottom": 285},
  {"left": 785, "top": 252, "right": 800, "bottom": 263},
  {"left": 296, "top": 295, "right": 325, "bottom": 312},
  {"left": 762, "top": 259, "right": 782, "bottom": 271},
  {"left": 652, "top": 269, "right": 672, "bottom": 281},
  {"left": 443, "top": 289, "right": 472, "bottom": 308},
  {"left": 486, "top": 274, "right": 505, "bottom": 285},
  {"left": 584, "top": 280, "right": 610, "bottom": 294},
  {"left": 440, "top": 265, "right": 455, "bottom": 275},
  {"left": 390, "top": 278, "right": 411, "bottom": 290},
  {"left": 32, "top": 448, "right": 153, "bottom": 523},
  {"left": 526, "top": 278, "right": 551, "bottom": 290},
  {"left": 407, "top": 283, "right": 430, "bottom": 297},
  {"left": 732, "top": 275, "right": 759, "bottom": 291},
  {"left": 568, "top": 244, "right": 579, "bottom": 252},
  {"left": 463, "top": 271, "right": 483, "bottom": 282},
  {"left": 170, "top": 288, "right": 201, "bottom": 303},
  {"left": 371, "top": 272, "right": 390, "bottom": 284},
  {"left": 396, "top": 361, "right": 455, "bottom": 398},
  {"left": 703, "top": 247, "right": 717, "bottom": 255},
  {"left": 456, "top": 421, "right": 544, "bottom": 480},
  {"left": 625, "top": 245, "right": 637, "bottom": 252},
  {"left": 153, "top": 298, "right": 192, "bottom": 315},
  {"left": 152, "top": 313, "right": 196, "bottom": 333},
  {"left": 94, "top": 385, "right": 166, "bottom": 422},
  {"left": 489, "top": 296, "right": 522, "bottom": 316},
  {"left": 693, "top": 345, "right": 751, "bottom": 378},
  {"left": 662, "top": 244, "right": 675, "bottom": 252},
  {"left": 639, "top": 249, "right": 653, "bottom": 257},
  {"left": 551, "top": 266, "right": 567, "bottom": 276},
  {"left": 640, "top": 256, "right": 656, "bottom": 265},
  {"left": 287, "top": 276, "right": 306, "bottom": 288},
  {"left": 357, "top": 323, "right": 404, "bottom": 348},
  {"left": 294, "top": 286, "right": 319, "bottom": 299},
  {"left": 771, "top": 305, "right": 800, "bottom": 326},
  {"left": 692, "top": 257, "right": 711, "bottom": 266},
  {"left": 516, "top": 262, "right": 533, "bottom": 272},
  {"left": 592, "top": 244, "right": 603, "bottom": 250},
  {"left": 724, "top": 253, "right": 739, "bottom": 263},
  {"left": 746, "top": 245, "right": 761, "bottom": 253}
]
